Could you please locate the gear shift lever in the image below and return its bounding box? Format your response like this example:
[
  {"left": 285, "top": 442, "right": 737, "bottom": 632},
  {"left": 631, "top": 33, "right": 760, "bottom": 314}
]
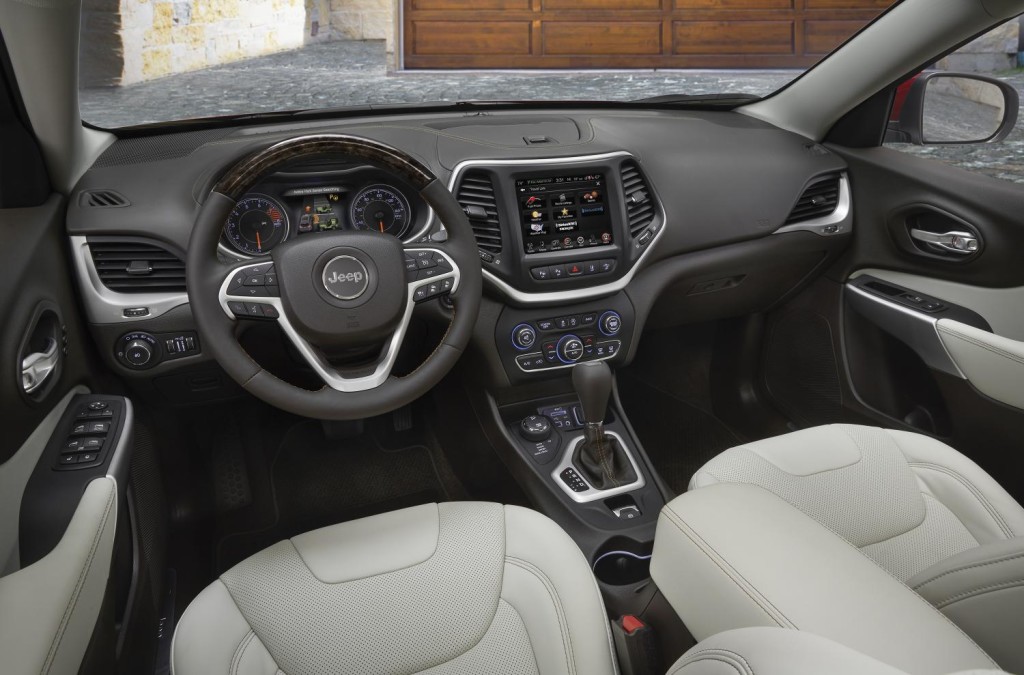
[
  {"left": 572, "top": 361, "right": 612, "bottom": 445},
  {"left": 571, "top": 362, "right": 637, "bottom": 490}
]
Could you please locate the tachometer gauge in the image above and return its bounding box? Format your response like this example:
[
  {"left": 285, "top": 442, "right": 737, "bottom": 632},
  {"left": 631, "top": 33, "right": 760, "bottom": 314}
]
[
  {"left": 350, "top": 185, "right": 411, "bottom": 238},
  {"left": 223, "top": 195, "right": 288, "bottom": 256}
]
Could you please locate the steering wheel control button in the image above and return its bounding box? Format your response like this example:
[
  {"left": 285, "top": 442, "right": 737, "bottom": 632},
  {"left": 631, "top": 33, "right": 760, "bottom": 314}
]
[
  {"left": 512, "top": 324, "right": 537, "bottom": 350},
  {"left": 322, "top": 255, "right": 370, "bottom": 301},
  {"left": 557, "top": 335, "right": 585, "bottom": 363},
  {"left": 519, "top": 415, "right": 552, "bottom": 442},
  {"left": 599, "top": 311, "right": 622, "bottom": 336}
]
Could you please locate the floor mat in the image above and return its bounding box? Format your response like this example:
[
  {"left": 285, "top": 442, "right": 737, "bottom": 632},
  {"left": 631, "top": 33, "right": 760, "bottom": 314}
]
[
  {"left": 216, "top": 416, "right": 464, "bottom": 571},
  {"left": 618, "top": 373, "right": 744, "bottom": 495}
]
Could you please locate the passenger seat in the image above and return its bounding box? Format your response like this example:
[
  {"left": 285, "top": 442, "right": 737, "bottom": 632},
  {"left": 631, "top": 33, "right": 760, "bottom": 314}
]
[{"left": 689, "top": 424, "right": 1024, "bottom": 673}]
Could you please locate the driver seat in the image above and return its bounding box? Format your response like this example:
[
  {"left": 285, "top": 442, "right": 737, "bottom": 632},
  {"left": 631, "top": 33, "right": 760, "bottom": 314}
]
[{"left": 171, "top": 502, "right": 618, "bottom": 675}]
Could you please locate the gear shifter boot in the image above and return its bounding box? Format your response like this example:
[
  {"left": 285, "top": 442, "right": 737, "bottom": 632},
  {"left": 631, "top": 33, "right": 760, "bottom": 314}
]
[{"left": 573, "top": 432, "right": 637, "bottom": 490}]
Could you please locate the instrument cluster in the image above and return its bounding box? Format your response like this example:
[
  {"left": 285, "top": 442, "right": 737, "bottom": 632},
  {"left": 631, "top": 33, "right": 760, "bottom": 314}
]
[{"left": 220, "top": 168, "right": 426, "bottom": 257}]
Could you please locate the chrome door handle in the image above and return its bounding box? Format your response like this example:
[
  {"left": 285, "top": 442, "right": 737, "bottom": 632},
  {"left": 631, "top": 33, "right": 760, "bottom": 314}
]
[
  {"left": 21, "top": 338, "right": 59, "bottom": 394},
  {"left": 909, "top": 228, "right": 980, "bottom": 254}
]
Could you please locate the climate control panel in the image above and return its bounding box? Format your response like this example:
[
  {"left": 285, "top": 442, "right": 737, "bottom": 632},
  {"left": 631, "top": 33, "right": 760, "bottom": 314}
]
[{"left": 495, "top": 295, "right": 634, "bottom": 379}]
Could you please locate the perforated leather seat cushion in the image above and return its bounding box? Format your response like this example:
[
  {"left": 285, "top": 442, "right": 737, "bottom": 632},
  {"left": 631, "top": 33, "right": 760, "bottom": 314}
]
[
  {"left": 171, "top": 502, "right": 618, "bottom": 675},
  {"left": 690, "top": 424, "right": 1024, "bottom": 582}
]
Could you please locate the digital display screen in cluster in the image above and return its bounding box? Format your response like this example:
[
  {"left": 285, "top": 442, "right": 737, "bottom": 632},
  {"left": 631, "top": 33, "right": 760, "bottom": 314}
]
[{"left": 515, "top": 172, "right": 613, "bottom": 255}]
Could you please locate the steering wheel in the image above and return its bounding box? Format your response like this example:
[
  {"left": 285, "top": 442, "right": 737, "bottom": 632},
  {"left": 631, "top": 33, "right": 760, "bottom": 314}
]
[{"left": 186, "top": 135, "right": 482, "bottom": 420}]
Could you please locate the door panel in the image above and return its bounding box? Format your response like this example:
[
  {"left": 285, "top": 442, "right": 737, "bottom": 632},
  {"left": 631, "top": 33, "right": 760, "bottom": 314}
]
[{"left": 761, "top": 145, "right": 1024, "bottom": 503}]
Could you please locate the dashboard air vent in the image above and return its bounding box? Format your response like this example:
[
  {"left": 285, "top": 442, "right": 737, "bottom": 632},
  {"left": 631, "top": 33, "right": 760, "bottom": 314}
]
[
  {"left": 455, "top": 171, "right": 503, "bottom": 255},
  {"left": 79, "top": 189, "right": 130, "bottom": 208},
  {"left": 620, "top": 160, "right": 655, "bottom": 239},
  {"left": 785, "top": 174, "right": 841, "bottom": 225},
  {"left": 89, "top": 240, "right": 186, "bottom": 293}
]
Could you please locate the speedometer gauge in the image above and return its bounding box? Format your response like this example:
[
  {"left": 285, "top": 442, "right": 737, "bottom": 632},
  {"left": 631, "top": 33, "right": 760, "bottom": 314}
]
[
  {"left": 224, "top": 195, "right": 288, "bottom": 256},
  {"left": 350, "top": 185, "right": 411, "bottom": 238}
]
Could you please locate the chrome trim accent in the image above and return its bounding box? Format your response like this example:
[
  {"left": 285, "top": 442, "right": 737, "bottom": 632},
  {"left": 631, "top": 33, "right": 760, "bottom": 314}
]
[
  {"left": 446, "top": 151, "right": 667, "bottom": 305},
  {"left": 550, "top": 431, "right": 646, "bottom": 504},
  {"left": 70, "top": 236, "right": 189, "bottom": 324},
  {"left": 845, "top": 283, "right": 964, "bottom": 378},
  {"left": 218, "top": 247, "right": 459, "bottom": 393},
  {"left": 909, "top": 228, "right": 979, "bottom": 254},
  {"left": 772, "top": 173, "right": 852, "bottom": 236}
]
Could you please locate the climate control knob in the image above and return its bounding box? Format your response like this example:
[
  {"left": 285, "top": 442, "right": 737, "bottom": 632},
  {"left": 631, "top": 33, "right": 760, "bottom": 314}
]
[
  {"left": 556, "top": 334, "right": 585, "bottom": 363},
  {"left": 512, "top": 323, "right": 537, "bottom": 350},
  {"left": 599, "top": 311, "right": 622, "bottom": 337}
]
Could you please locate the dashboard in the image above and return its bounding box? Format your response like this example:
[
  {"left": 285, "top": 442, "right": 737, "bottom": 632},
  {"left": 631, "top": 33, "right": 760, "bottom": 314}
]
[
  {"left": 65, "top": 108, "right": 852, "bottom": 391},
  {"left": 217, "top": 163, "right": 430, "bottom": 258}
]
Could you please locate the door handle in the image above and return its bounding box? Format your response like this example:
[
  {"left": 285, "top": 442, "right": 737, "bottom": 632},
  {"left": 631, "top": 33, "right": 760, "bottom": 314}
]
[
  {"left": 909, "top": 229, "right": 980, "bottom": 255},
  {"left": 21, "top": 338, "right": 59, "bottom": 394}
]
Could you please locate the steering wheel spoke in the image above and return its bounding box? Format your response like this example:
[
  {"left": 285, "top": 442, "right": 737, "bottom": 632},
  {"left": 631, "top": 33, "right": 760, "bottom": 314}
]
[{"left": 218, "top": 260, "right": 283, "bottom": 321}]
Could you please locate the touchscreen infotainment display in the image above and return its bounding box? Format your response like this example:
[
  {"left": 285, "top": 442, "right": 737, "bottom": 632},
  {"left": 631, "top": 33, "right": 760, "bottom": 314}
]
[{"left": 515, "top": 172, "right": 613, "bottom": 254}]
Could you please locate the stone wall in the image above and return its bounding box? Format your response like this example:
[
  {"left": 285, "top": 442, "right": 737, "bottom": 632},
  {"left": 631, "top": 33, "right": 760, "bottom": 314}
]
[{"left": 938, "top": 19, "right": 1020, "bottom": 73}]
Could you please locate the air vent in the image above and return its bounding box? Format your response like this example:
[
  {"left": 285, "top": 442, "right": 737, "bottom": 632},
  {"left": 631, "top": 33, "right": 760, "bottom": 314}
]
[
  {"left": 785, "top": 174, "right": 841, "bottom": 225},
  {"left": 79, "top": 189, "right": 130, "bottom": 208},
  {"left": 455, "top": 171, "right": 503, "bottom": 254},
  {"left": 620, "top": 160, "right": 655, "bottom": 239},
  {"left": 89, "top": 240, "right": 185, "bottom": 293}
]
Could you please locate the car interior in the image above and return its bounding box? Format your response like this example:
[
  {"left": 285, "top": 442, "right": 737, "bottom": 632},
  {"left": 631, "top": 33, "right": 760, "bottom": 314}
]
[{"left": 4, "top": 0, "right": 1024, "bottom": 674}]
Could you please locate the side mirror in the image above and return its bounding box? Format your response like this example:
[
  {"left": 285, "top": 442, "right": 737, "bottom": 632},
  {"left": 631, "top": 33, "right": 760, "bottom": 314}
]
[{"left": 886, "top": 72, "right": 1019, "bottom": 145}]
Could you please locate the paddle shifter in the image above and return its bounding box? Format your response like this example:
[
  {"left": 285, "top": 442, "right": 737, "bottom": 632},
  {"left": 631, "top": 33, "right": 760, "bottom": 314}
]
[{"left": 571, "top": 361, "right": 637, "bottom": 490}]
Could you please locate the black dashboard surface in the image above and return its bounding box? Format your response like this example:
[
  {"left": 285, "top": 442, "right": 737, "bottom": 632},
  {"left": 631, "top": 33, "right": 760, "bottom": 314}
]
[{"left": 67, "top": 109, "right": 846, "bottom": 261}]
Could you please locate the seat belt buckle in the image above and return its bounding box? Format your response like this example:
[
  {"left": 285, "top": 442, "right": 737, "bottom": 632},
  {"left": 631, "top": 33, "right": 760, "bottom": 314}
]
[{"left": 611, "top": 615, "right": 662, "bottom": 675}]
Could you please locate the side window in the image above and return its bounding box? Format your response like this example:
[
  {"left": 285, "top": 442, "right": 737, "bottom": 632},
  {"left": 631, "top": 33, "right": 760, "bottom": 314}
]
[{"left": 884, "top": 18, "right": 1023, "bottom": 184}]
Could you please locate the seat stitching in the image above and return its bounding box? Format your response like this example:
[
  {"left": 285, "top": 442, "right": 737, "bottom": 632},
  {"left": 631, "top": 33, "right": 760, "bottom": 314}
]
[
  {"left": 933, "top": 578, "right": 1024, "bottom": 609},
  {"left": 42, "top": 481, "right": 115, "bottom": 675},
  {"left": 230, "top": 631, "right": 255, "bottom": 675},
  {"left": 505, "top": 556, "right": 577, "bottom": 675},
  {"left": 661, "top": 509, "right": 794, "bottom": 629},
  {"left": 912, "top": 552, "right": 1024, "bottom": 591},
  {"left": 668, "top": 648, "right": 755, "bottom": 675},
  {"left": 907, "top": 462, "right": 1015, "bottom": 539}
]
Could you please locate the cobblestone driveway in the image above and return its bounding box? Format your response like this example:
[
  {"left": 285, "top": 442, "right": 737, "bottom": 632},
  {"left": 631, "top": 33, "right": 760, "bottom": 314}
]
[{"left": 81, "top": 40, "right": 1024, "bottom": 184}]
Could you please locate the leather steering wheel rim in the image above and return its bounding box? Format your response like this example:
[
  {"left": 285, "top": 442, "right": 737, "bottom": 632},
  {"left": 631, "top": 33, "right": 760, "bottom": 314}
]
[{"left": 186, "top": 134, "right": 482, "bottom": 420}]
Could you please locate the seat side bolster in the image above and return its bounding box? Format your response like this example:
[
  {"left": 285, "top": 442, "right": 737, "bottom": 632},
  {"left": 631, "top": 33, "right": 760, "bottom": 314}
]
[
  {"left": 651, "top": 483, "right": 998, "bottom": 675},
  {"left": 0, "top": 476, "right": 116, "bottom": 675},
  {"left": 503, "top": 505, "right": 617, "bottom": 675},
  {"left": 171, "top": 580, "right": 278, "bottom": 675},
  {"left": 909, "top": 538, "right": 1024, "bottom": 674},
  {"left": 887, "top": 429, "right": 1024, "bottom": 542},
  {"left": 667, "top": 627, "right": 914, "bottom": 675}
]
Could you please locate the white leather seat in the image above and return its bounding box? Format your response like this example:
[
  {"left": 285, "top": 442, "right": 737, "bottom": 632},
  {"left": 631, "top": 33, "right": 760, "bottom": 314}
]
[
  {"left": 171, "top": 502, "right": 618, "bottom": 675},
  {"left": 690, "top": 424, "right": 1024, "bottom": 672}
]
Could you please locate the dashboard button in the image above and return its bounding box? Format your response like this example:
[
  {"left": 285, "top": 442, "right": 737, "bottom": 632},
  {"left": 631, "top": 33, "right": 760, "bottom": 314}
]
[
  {"left": 583, "top": 261, "right": 599, "bottom": 275},
  {"left": 555, "top": 317, "right": 569, "bottom": 330},
  {"left": 598, "top": 259, "right": 616, "bottom": 274},
  {"left": 537, "top": 319, "right": 555, "bottom": 331},
  {"left": 599, "top": 311, "right": 622, "bottom": 336},
  {"left": 638, "top": 230, "right": 654, "bottom": 245},
  {"left": 512, "top": 324, "right": 537, "bottom": 351},
  {"left": 566, "top": 315, "right": 580, "bottom": 329},
  {"left": 550, "top": 265, "right": 566, "bottom": 280},
  {"left": 531, "top": 266, "right": 551, "bottom": 281},
  {"left": 566, "top": 263, "right": 584, "bottom": 276},
  {"left": 581, "top": 313, "right": 597, "bottom": 326}
]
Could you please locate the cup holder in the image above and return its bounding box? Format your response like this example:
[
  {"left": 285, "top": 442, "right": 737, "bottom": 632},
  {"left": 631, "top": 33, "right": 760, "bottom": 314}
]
[{"left": 592, "top": 537, "right": 653, "bottom": 586}]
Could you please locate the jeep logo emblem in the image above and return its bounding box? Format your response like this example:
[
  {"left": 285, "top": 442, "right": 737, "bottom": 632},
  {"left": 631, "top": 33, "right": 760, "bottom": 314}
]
[{"left": 322, "top": 256, "right": 369, "bottom": 300}]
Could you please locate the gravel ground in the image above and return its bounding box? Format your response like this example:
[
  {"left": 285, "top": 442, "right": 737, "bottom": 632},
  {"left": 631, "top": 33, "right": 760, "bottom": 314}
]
[{"left": 80, "top": 39, "right": 1024, "bottom": 183}]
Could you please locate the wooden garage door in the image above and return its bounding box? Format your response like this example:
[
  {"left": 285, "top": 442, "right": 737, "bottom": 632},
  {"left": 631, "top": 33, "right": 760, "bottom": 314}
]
[{"left": 403, "top": 0, "right": 890, "bottom": 69}]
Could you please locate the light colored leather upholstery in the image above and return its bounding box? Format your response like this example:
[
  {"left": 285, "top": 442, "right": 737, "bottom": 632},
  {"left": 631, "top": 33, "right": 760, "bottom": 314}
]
[
  {"left": 0, "top": 476, "right": 117, "bottom": 675},
  {"left": 172, "top": 502, "right": 618, "bottom": 675},
  {"left": 667, "top": 627, "right": 1010, "bottom": 675},
  {"left": 936, "top": 318, "right": 1024, "bottom": 411},
  {"left": 650, "top": 482, "right": 998, "bottom": 675},
  {"left": 690, "top": 424, "right": 1024, "bottom": 673}
]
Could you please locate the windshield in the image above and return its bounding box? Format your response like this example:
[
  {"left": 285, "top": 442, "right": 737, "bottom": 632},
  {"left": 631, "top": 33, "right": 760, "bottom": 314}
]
[{"left": 79, "top": 1, "right": 900, "bottom": 128}]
